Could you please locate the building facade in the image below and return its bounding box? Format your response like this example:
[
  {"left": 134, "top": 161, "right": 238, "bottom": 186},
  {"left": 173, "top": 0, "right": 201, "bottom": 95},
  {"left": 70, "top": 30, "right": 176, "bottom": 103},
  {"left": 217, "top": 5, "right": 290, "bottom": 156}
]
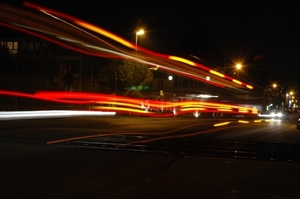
[
  {"left": 0, "top": 36, "right": 100, "bottom": 92},
  {"left": 1, "top": 36, "right": 264, "bottom": 110}
]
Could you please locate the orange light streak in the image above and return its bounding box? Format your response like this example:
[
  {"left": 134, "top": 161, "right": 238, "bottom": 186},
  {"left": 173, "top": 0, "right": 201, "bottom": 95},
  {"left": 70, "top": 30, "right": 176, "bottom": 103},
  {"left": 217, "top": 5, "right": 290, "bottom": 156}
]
[
  {"left": 22, "top": 1, "right": 254, "bottom": 90},
  {"left": 209, "top": 70, "right": 225, "bottom": 78}
]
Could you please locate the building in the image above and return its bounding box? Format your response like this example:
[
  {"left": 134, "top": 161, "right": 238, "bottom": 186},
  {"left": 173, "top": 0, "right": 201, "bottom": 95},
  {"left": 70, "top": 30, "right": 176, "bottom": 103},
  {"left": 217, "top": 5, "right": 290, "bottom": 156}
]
[
  {"left": 0, "top": 36, "right": 101, "bottom": 92},
  {"left": 1, "top": 35, "right": 264, "bottom": 111}
]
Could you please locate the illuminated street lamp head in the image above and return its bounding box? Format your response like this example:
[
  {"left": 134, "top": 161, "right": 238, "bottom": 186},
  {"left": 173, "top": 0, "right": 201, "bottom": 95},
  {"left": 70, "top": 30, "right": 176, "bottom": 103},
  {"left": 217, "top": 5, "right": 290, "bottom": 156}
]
[
  {"left": 235, "top": 64, "right": 242, "bottom": 69},
  {"left": 136, "top": 29, "right": 144, "bottom": 35},
  {"left": 273, "top": 83, "right": 277, "bottom": 88}
]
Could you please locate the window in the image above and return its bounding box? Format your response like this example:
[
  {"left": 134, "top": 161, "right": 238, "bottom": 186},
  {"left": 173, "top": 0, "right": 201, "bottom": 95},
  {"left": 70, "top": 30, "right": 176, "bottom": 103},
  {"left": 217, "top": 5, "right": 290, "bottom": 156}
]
[
  {"left": 35, "top": 42, "right": 41, "bottom": 49},
  {"left": 22, "top": 42, "right": 28, "bottom": 49},
  {"left": 190, "top": 79, "right": 194, "bottom": 87},
  {"left": 178, "top": 77, "right": 183, "bottom": 87},
  {"left": 28, "top": 42, "right": 34, "bottom": 50},
  {"left": 196, "top": 81, "right": 205, "bottom": 88},
  {"left": 183, "top": 78, "right": 189, "bottom": 87},
  {"left": 158, "top": 80, "right": 163, "bottom": 90},
  {"left": 174, "top": 76, "right": 178, "bottom": 87},
  {"left": 1, "top": 41, "right": 18, "bottom": 54}
]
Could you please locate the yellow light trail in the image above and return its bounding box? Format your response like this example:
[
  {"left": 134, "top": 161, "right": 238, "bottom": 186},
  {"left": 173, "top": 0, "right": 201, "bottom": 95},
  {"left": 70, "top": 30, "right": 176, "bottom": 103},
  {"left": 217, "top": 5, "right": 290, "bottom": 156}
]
[
  {"left": 232, "top": 79, "right": 242, "bottom": 85},
  {"left": 238, "top": 120, "right": 249, "bottom": 124},
  {"left": 213, "top": 122, "right": 230, "bottom": 127},
  {"left": 209, "top": 70, "right": 225, "bottom": 78},
  {"left": 168, "top": 56, "right": 196, "bottom": 66}
]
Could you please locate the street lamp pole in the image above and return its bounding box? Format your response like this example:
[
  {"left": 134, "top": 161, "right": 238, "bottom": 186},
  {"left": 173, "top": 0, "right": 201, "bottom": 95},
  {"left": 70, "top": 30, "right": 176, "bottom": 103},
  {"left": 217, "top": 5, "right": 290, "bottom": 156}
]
[
  {"left": 133, "top": 29, "right": 144, "bottom": 88},
  {"left": 135, "top": 29, "right": 144, "bottom": 54}
]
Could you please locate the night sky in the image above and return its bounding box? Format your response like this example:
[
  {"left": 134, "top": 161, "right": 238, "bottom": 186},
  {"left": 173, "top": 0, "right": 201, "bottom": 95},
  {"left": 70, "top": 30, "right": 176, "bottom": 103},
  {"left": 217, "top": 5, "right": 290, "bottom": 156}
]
[{"left": 1, "top": 1, "right": 299, "bottom": 88}]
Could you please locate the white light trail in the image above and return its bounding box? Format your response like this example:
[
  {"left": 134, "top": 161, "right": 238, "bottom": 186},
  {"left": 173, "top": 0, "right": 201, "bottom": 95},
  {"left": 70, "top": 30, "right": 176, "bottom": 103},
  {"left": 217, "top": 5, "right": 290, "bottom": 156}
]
[{"left": 0, "top": 110, "right": 116, "bottom": 120}]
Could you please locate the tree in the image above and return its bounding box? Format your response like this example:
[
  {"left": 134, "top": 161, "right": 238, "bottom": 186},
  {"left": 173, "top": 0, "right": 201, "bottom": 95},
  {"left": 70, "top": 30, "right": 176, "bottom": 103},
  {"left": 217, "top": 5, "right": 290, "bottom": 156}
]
[
  {"left": 98, "top": 59, "right": 153, "bottom": 94},
  {"left": 117, "top": 59, "right": 153, "bottom": 90}
]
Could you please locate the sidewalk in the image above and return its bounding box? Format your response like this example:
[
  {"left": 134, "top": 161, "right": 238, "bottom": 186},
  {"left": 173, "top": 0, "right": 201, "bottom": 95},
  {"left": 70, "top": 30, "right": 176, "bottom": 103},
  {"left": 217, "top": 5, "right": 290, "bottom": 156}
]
[{"left": 171, "top": 156, "right": 300, "bottom": 199}]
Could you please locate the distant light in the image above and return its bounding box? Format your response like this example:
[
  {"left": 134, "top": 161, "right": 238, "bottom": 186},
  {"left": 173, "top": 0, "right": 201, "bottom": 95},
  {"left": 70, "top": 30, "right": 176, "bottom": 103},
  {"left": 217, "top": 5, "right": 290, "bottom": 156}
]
[
  {"left": 137, "top": 85, "right": 143, "bottom": 90},
  {"left": 206, "top": 76, "right": 210, "bottom": 81},
  {"left": 196, "top": 94, "right": 218, "bottom": 99},
  {"left": 236, "top": 64, "right": 242, "bottom": 69},
  {"left": 168, "top": 75, "right": 173, "bottom": 80},
  {"left": 136, "top": 29, "right": 144, "bottom": 35},
  {"left": 193, "top": 111, "right": 200, "bottom": 118},
  {"left": 277, "top": 112, "right": 283, "bottom": 117}
]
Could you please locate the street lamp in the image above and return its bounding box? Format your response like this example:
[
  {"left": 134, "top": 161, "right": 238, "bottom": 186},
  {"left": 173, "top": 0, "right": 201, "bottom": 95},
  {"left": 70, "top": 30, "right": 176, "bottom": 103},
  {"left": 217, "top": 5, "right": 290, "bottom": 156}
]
[
  {"left": 226, "top": 63, "right": 243, "bottom": 76},
  {"left": 235, "top": 63, "right": 242, "bottom": 70},
  {"left": 133, "top": 29, "right": 144, "bottom": 87},
  {"left": 135, "top": 29, "right": 144, "bottom": 53},
  {"left": 287, "top": 91, "right": 294, "bottom": 110}
]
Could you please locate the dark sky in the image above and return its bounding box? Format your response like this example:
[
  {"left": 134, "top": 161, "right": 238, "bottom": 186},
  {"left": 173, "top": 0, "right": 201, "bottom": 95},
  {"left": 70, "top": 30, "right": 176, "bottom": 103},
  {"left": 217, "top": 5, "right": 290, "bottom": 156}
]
[{"left": 2, "top": 1, "right": 299, "bottom": 87}]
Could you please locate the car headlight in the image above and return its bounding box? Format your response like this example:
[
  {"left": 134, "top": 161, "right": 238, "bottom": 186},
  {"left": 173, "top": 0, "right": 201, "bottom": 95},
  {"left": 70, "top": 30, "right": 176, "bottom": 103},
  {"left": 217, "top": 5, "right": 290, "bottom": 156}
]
[
  {"left": 270, "top": 112, "right": 275, "bottom": 117},
  {"left": 277, "top": 113, "right": 282, "bottom": 117}
]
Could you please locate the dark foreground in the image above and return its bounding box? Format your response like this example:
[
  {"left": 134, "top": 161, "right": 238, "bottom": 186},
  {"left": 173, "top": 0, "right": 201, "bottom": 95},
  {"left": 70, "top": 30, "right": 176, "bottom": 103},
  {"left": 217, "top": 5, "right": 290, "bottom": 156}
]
[
  {"left": 1, "top": 146, "right": 299, "bottom": 199},
  {"left": 1, "top": 115, "right": 300, "bottom": 198},
  {"left": 0, "top": 147, "right": 224, "bottom": 199}
]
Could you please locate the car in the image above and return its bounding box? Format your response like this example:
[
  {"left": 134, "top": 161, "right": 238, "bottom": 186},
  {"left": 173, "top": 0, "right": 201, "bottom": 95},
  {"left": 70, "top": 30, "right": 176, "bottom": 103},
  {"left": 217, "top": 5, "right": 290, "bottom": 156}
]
[{"left": 258, "top": 111, "right": 283, "bottom": 118}]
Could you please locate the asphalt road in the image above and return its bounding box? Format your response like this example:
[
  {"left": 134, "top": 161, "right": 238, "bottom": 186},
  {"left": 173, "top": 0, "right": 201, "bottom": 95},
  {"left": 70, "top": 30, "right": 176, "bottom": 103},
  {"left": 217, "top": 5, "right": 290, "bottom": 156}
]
[{"left": 1, "top": 115, "right": 300, "bottom": 199}]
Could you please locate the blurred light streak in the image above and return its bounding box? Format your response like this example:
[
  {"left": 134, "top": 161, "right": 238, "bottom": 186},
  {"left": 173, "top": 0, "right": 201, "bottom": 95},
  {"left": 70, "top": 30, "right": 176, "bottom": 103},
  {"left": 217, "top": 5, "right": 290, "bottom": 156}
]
[
  {"left": 238, "top": 120, "right": 249, "bottom": 124},
  {"left": 0, "top": 21, "right": 119, "bottom": 59},
  {"left": 168, "top": 56, "right": 196, "bottom": 66},
  {"left": 20, "top": 1, "right": 254, "bottom": 90},
  {"left": 232, "top": 79, "right": 242, "bottom": 85},
  {"left": 0, "top": 90, "right": 259, "bottom": 117},
  {"left": 270, "top": 118, "right": 281, "bottom": 122},
  {"left": 238, "top": 108, "right": 249, "bottom": 113},
  {"left": 95, "top": 106, "right": 148, "bottom": 114},
  {"left": 0, "top": 110, "right": 115, "bottom": 121},
  {"left": 214, "top": 122, "right": 231, "bottom": 127},
  {"left": 75, "top": 21, "right": 134, "bottom": 49},
  {"left": 180, "top": 108, "right": 206, "bottom": 112},
  {"left": 209, "top": 70, "right": 225, "bottom": 78},
  {"left": 24, "top": 2, "right": 135, "bottom": 49},
  {"left": 218, "top": 107, "right": 233, "bottom": 112}
]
